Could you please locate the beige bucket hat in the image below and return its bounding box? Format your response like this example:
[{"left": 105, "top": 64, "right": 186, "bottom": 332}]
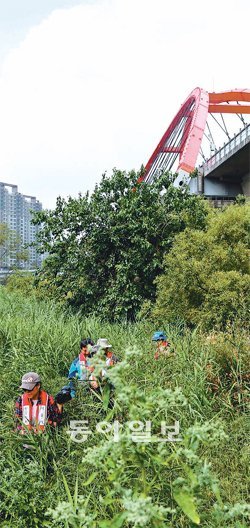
[{"left": 96, "top": 338, "right": 112, "bottom": 349}]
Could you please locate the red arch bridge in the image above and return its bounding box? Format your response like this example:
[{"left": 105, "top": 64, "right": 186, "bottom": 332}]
[{"left": 141, "top": 88, "right": 250, "bottom": 202}]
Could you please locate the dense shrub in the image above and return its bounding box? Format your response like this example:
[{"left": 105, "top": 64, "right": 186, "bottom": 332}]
[
  {"left": 5, "top": 271, "right": 36, "bottom": 295},
  {"left": 152, "top": 203, "right": 250, "bottom": 330}
]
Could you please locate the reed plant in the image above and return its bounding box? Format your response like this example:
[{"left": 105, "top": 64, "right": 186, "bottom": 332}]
[{"left": 0, "top": 288, "right": 249, "bottom": 527}]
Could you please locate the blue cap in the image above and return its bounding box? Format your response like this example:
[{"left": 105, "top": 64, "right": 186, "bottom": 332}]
[{"left": 152, "top": 331, "right": 167, "bottom": 341}]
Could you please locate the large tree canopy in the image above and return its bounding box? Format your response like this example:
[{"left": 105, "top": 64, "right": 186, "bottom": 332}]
[
  {"left": 153, "top": 203, "right": 250, "bottom": 329},
  {"left": 33, "top": 169, "right": 208, "bottom": 320}
]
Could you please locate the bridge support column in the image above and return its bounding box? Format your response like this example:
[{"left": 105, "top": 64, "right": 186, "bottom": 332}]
[{"left": 197, "top": 170, "right": 204, "bottom": 194}]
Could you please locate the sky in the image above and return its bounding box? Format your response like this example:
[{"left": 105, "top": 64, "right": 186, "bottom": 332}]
[{"left": 0, "top": 0, "right": 249, "bottom": 209}]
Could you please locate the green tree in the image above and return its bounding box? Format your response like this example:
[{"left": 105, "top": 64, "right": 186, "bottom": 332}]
[
  {"left": 32, "top": 169, "right": 208, "bottom": 320},
  {"left": 153, "top": 203, "right": 250, "bottom": 329},
  {"left": 0, "top": 223, "right": 28, "bottom": 270}
]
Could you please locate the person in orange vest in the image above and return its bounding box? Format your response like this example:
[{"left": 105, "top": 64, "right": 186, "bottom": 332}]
[
  {"left": 15, "top": 372, "right": 63, "bottom": 433},
  {"left": 152, "top": 331, "right": 173, "bottom": 360}
]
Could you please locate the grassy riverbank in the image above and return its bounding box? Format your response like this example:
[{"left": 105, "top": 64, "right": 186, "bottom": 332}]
[{"left": 0, "top": 288, "right": 249, "bottom": 527}]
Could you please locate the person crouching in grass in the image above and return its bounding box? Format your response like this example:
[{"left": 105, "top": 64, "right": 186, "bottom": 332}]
[
  {"left": 15, "top": 372, "right": 63, "bottom": 434},
  {"left": 152, "top": 331, "right": 174, "bottom": 360},
  {"left": 89, "top": 338, "right": 119, "bottom": 390}
]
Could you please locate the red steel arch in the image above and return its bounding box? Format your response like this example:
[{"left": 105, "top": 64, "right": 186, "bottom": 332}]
[{"left": 142, "top": 87, "right": 250, "bottom": 183}]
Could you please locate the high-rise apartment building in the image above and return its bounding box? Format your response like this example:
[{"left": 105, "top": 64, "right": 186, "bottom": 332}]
[{"left": 0, "top": 182, "right": 42, "bottom": 270}]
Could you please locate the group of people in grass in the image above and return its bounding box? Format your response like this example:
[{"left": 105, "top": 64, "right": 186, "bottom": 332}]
[{"left": 15, "top": 332, "right": 172, "bottom": 434}]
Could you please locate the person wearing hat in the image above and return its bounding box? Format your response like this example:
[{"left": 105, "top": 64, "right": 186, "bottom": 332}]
[
  {"left": 89, "top": 338, "right": 119, "bottom": 390},
  {"left": 15, "top": 372, "right": 63, "bottom": 433},
  {"left": 152, "top": 331, "right": 173, "bottom": 360},
  {"left": 97, "top": 338, "right": 119, "bottom": 366}
]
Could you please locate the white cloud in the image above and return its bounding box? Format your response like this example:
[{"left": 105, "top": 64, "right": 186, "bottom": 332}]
[{"left": 0, "top": 0, "right": 249, "bottom": 208}]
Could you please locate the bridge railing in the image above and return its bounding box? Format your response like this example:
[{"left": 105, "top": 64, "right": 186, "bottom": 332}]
[{"left": 201, "top": 124, "right": 250, "bottom": 175}]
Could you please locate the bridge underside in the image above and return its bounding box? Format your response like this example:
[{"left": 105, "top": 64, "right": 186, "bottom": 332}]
[
  {"left": 188, "top": 125, "right": 250, "bottom": 200},
  {"left": 205, "top": 143, "right": 249, "bottom": 182},
  {"left": 201, "top": 143, "right": 250, "bottom": 198}
]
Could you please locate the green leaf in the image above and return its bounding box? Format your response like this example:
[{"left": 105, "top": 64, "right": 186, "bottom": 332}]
[
  {"left": 62, "top": 473, "right": 73, "bottom": 507},
  {"left": 181, "top": 463, "right": 198, "bottom": 488},
  {"left": 102, "top": 383, "right": 111, "bottom": 411},
  {"left": 73, "top": 471, "right": 78, "bottom": 509},
  {"left": 98, "top": 512, "right": 127, "bottom": 527},
  {"left": 173, "top": 490, "right": 200, "bottom": 524},
  {"left": 83, "top": 472, "right": 98, "bottom": 486},
  {"left": 211, "top": 481, "right": 223, "bottom": 506}
]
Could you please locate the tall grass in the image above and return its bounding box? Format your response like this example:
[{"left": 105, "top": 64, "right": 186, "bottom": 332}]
[{"left": 0, "top": 287, "right": 249, "bottom": 527}]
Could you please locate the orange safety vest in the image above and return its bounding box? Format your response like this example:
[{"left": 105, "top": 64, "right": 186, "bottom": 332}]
[
  {"left": 106, "top": 351, "right": 115, "bottom": 366},
  {"left": 78, "top": 352, "right": 93, "bottom": 379},
  {"left": 154, "top": 341, "right": 170, "bottom": 360},
  {"left": 22, "top": 390, "right": 49, "bottom": 432},
  {"left": 79, "top": 352, "right": 88, "bottom": 362}
]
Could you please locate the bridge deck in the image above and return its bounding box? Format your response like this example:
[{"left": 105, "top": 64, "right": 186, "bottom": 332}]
[{"left": 201, "top": 124, "right": 250, "bottom": 178}]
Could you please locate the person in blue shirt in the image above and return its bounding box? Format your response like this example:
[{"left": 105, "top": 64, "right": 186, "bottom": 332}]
[
  {"left": 68, "top": 338, "right": 95, "bottom": 381},
  {"left": 54, "top": 339, "right": 95, "bottom": 404}
]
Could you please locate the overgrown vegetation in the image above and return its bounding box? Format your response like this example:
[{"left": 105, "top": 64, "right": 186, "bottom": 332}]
[
  {"left": 0, "top": 289, "right": 249, "bottom": 527},
  {"left": 152, "top": 202, "right": 250, "bottom": 329},
  {"left": 29, "top": 171, "right": 249, "bottom": 332},
  {"left": 31, "top": 170, "right": 208, "bottom": 321},
  {"left": 1, "top": 171, "right": 249, "bottom": 526}
]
